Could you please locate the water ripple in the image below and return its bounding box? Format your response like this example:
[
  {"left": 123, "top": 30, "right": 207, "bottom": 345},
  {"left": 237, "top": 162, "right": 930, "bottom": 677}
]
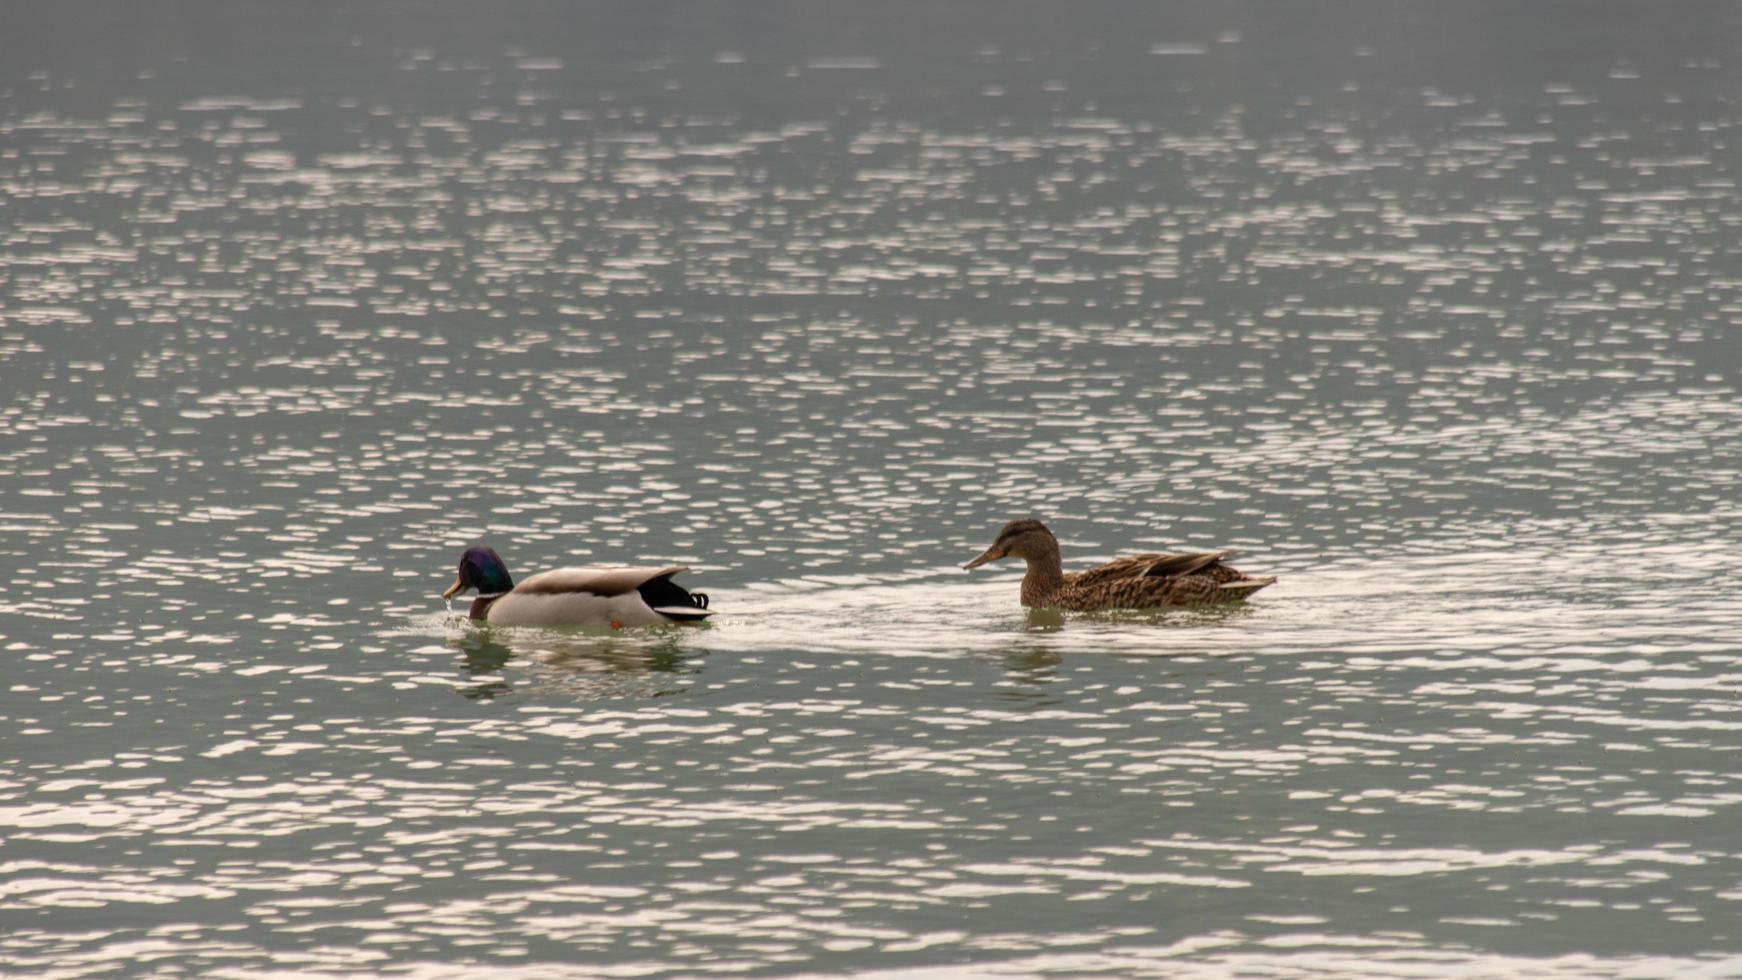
[{"left": 5, "top": 3, "right": 1742, "bottom": 974}]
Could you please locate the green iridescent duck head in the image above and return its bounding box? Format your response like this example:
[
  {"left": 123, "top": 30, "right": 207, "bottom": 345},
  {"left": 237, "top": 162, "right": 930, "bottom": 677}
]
[{"left": 442, "top": 545, "right": 515, "bottom": 600}]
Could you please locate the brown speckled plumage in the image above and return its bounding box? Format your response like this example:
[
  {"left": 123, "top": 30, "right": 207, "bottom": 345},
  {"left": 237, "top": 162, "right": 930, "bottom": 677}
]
[{"left": 964, "top": 519, "right": 1275, "bottom": 611}]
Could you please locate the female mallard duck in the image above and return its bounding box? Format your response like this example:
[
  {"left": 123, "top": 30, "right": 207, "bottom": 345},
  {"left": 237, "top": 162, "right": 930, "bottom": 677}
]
[
  {"left": 963, "top": 519, "right": 1275, "bottom": 610},
  {"left": 441, "top": 545, "right": 715, "bottom": 627}
]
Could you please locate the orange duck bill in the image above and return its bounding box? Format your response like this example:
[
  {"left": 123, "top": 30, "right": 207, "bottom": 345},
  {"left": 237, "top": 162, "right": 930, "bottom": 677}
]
[
  {"left": 962, "top": 545, "right": 1006, "bottom": 570},
  {"left": 441, "top": 573, "right": 466, "bottom": 600}
]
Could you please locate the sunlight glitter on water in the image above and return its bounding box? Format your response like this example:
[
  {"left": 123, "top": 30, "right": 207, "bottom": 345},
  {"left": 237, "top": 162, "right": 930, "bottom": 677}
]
[{"left": 5, "top": 1, "right": 1742, "bottom": 974}]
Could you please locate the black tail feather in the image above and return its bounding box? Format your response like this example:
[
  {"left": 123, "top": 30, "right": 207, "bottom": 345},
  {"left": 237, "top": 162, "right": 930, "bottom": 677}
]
[{"left": 638, "top": 576, "right": 714, "bottom": 620}]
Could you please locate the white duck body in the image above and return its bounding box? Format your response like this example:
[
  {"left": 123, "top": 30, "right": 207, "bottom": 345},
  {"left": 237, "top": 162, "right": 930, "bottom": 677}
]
[{"left": 480, "top": 566, "right": 706, "bottom": 627}]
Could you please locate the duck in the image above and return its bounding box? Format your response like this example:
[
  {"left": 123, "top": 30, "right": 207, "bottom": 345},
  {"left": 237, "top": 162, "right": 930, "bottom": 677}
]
[
  {"left": 963, "top": 519, "right": 1275, "bottom": 610},
  {"left": 441, "top": 544, "right": 715, "bottom": 627}
]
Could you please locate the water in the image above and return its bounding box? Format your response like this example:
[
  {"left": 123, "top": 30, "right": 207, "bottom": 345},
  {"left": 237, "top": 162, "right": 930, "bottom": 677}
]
[{"left": 4, "top": 1, "right": 1742, "bottom": 974}]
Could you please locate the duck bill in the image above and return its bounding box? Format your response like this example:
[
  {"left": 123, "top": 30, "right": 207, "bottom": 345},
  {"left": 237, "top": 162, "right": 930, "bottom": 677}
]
[
  {"left": 963, "top": 546, "right": 1006, "bottom": 570},
  {"left": 441, "top": 574, "right": 466, "bottom": 600}
]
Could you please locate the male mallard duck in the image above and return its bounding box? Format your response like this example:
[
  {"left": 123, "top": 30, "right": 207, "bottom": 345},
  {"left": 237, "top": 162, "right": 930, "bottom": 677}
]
[
  {"left": 963, "top": 519, "right": 1275, "bottom": 610},
  {"left": 441, "top": 545, "right": 715, "bottom": 627}
]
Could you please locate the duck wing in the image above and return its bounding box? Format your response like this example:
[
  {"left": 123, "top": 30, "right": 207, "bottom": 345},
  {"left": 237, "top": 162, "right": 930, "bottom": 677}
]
[
  {"left": 1106, "top": 571, "right": 1270, "bottom": 608},
  {"left": 1068, "top": 554, "right": 1169, "bottom": 588},
  {"left": 1057, "top": 566, "right": 1276, "bottom": 610},
  {"left": 1069, "top": 551, "right": 1230, "bottom": 589},
  {"left": 1135, "top": 551, "right": 1231, "bottom": 578},
  {"left": 516, "top": 566, "right": 691, "bottom": 597},
  {"left": 520, "top": 566, "right": 715, "bottom": 619}
]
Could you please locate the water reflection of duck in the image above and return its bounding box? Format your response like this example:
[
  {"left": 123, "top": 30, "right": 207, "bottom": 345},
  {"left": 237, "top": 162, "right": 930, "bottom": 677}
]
[
  {"left": 964, "top": 519, "right": 1276, "bottom": 611},
  {"left": 441, "top": 545, "right": 715, "bottom": 627},
  {"left": 449, "top": 630, "right": 696, "bottom": 701},
  {"left": 453, "top": 632, "right": 515, "bottom": 701}
]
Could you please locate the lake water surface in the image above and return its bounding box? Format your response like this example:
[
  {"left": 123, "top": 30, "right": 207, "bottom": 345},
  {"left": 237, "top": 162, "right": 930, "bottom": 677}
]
[{"left": 4, "top": 2, "right": 1741, "bottom": 975}]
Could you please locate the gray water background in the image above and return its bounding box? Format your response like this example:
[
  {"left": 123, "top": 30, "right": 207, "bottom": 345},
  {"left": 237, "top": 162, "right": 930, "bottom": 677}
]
[{"left": 3, "top": 1, "right": 1741, "bottom": 975}]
